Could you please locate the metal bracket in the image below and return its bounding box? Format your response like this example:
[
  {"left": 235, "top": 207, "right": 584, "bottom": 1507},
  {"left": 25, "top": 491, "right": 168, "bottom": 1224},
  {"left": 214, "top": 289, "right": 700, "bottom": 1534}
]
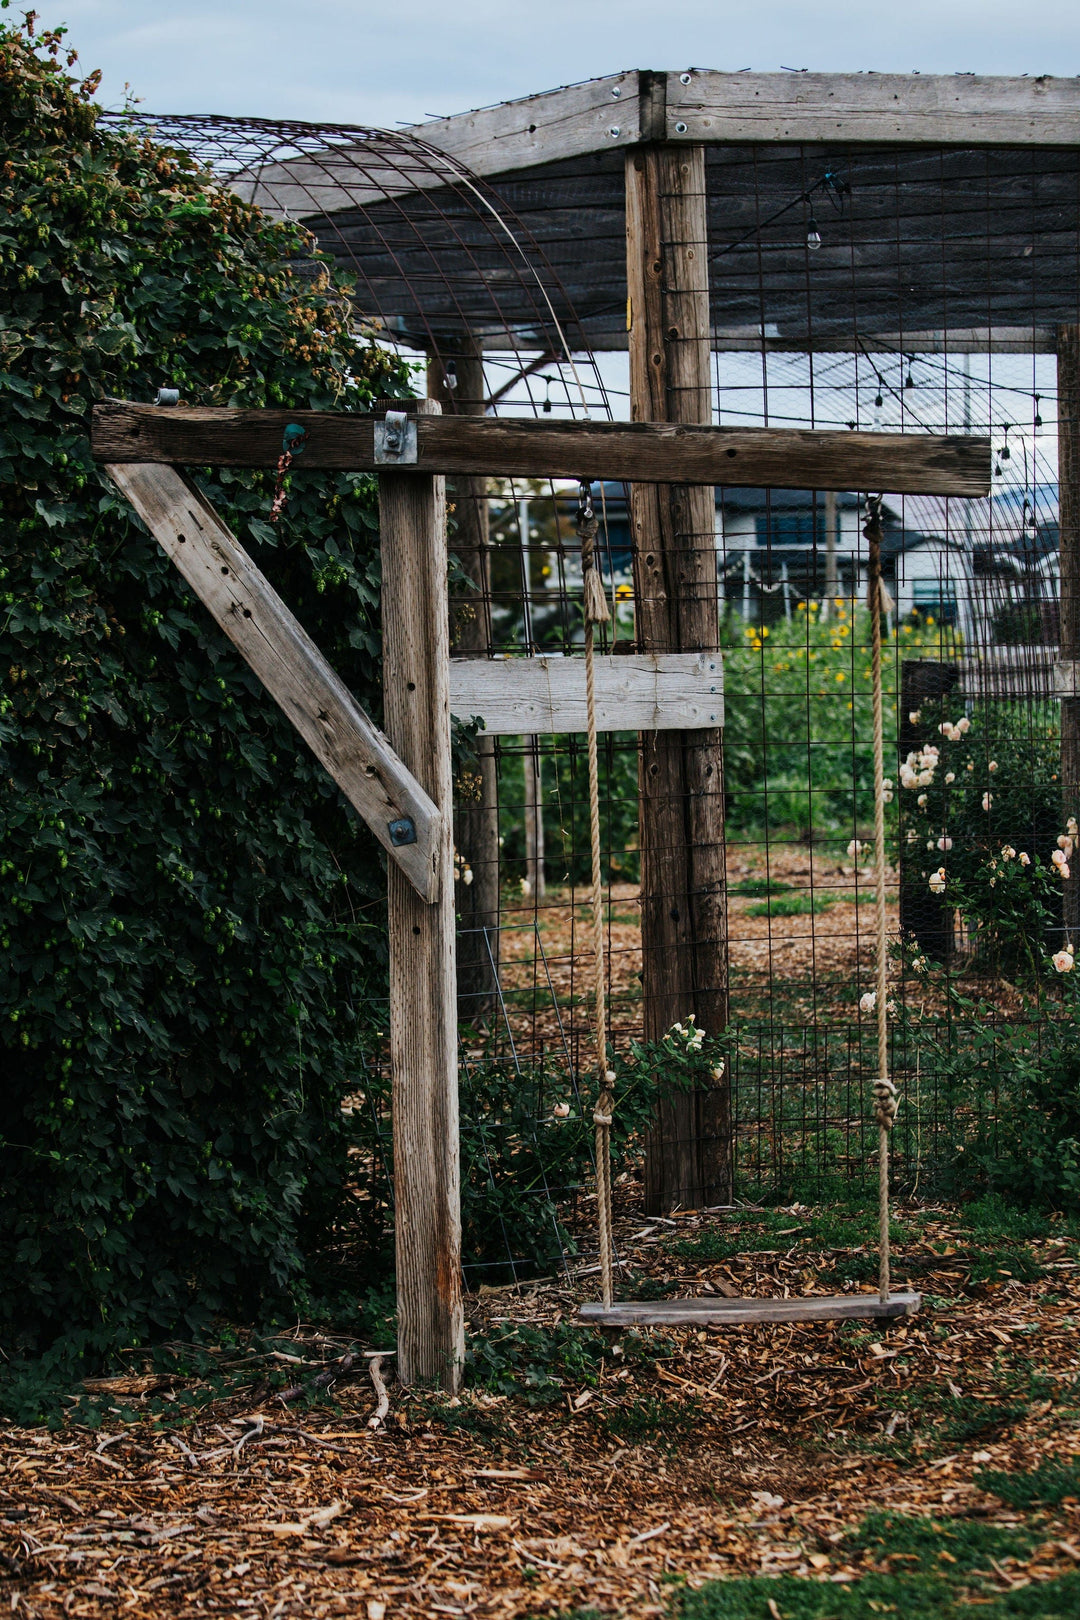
[
  {"left": 387, "top": 816, "right": 417, "bottom": 847},
  {"left": 374, "top": 410, "right": 418, "bottom": 465}
]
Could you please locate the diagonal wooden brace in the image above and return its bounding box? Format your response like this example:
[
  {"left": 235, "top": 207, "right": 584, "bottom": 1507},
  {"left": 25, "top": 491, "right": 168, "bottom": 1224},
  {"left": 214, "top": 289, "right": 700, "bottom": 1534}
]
[{"left": 106, "top": 462, "right": 444, "bottom": 903}]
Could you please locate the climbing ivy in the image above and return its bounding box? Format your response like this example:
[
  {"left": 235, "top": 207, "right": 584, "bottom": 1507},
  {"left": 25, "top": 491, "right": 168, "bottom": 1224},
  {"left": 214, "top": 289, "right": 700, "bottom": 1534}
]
[{"left": 0, "top": 13, "right": 412, "bottom": 1359}]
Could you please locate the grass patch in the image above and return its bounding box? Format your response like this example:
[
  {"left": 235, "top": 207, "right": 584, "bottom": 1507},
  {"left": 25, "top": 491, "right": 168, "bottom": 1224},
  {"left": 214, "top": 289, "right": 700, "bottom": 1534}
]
[
  {"left": 875, "top": 1381, "right": 1035, "bottom": 1450},
  {"left": 465, "top": 1323, "right": 607, "bottom": 1405},
  {"left": 679, "top": 1511, "right": 1080, "bottom": 1618},
  {"left": 599, "top": 1394, "right": 701, "bottom": 1448},
  {"left": 976, "top": 1455, "right": 1080, "bottom": 1507},
  {"left": 730, "top": 879, "right": 795, "bottom": 898},
  {"left": 745, "top": 893, "right": 835, "bottom": 918}
]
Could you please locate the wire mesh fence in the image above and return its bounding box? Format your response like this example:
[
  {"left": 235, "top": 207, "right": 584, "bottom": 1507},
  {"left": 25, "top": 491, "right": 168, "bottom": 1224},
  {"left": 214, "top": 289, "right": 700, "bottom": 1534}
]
[{"left": 113, "top": 110, "right": 1080, "bottom": 1280}]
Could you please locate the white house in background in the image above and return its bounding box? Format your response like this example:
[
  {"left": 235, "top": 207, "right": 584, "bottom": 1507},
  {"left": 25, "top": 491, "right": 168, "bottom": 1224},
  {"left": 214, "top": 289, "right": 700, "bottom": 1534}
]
[{"left": 883, "top": 529, "right": 970, "bottom": 634}]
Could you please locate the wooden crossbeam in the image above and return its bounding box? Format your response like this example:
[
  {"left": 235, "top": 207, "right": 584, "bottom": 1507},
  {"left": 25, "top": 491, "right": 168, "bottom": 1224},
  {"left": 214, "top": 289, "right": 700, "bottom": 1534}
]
[
  {"left": 106, "top": 462, "right": 444, "bottom": 903},
  {"left": 449, "top": 652, "right": 723, "bottom": 735},
  {"left": 92, "top": 403, "right": 991, "bottom": 497}
]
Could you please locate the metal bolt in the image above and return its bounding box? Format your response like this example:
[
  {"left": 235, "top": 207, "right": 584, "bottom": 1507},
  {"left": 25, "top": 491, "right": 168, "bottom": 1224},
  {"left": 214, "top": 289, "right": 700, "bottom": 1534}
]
[
  {"left": 611, "top": 85, "right": 622, "bottom": 98},
  {"left": 609, "top": 126, "right": 621, "bottom": 138},
  {"left": 674, "top": 120, "right": 688, "bottom": 134},
  {"left": 388, "top": 817, "right": 417, "bottom": 847},
  {"left": 680, "top": 72, "right": 692, "bottom": 84}
]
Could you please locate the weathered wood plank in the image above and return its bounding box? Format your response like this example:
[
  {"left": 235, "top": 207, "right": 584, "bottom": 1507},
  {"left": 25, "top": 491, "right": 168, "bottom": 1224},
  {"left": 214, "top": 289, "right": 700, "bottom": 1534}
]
[
  {"left": 428, "top": 348, "right": 501, "bottom": 1019},
  {"left": 93, "top": 404, "right": 991, "bottom": 497},
  {"left": 706, "top": 326, "right": 1059, "bottom": 357},
  {"left": 667, "top": 70, "right": 1080, "bottom": 146},
  {"left": 380, "top": 405, "right": 464, "bottom": 1393},
  {"left": 579, "top": 1291, "right": 922, "bottom": 1328},
  {"left": 404, "top": 72, "right": 642, "bottom": 176},
  {"left": 104, "top": 462, "right": 442, "bottom": 902},
  {"left": 449, "top": 652, "right": 723, "bottom": 735},
  {"left": 1056, "top": 660, "right": 1080, "bottom": 698},
  {"left": 627, "top": 143, "right": 731, "bottom": 1216}
]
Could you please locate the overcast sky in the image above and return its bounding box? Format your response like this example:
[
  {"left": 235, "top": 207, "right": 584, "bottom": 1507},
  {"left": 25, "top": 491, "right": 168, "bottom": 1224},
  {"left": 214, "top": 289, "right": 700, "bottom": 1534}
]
[{"left": 51, "top": 1, "right": 1080, "bottom": 127}]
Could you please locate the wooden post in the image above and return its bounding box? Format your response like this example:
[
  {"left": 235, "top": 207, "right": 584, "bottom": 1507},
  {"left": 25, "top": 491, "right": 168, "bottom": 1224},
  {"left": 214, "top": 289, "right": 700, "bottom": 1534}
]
[
  {"left": 523, "top": 741, "right": 546, "bottom": 900},
  {"left": 626, "top": 143, "right": 731, "bottom": 1211},
  {"left": 823, "top": 489, "right": 839, "bottom": 614},
  {"left": 379, "top": 399, "right": 464, "bottom": 1391},
  {"left": 428, "top": 343, "right": 501, "bottom": 1022},
  {"left": 1059, "top": 326, "right": 1080, "bottom": 936}
]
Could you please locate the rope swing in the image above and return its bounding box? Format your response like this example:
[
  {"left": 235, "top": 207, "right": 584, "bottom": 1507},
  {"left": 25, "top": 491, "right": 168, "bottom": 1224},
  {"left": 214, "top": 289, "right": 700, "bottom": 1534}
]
[
  {"left": 577, "top": 480, "right": 616, "bottom": 1310},
  {"left": 865, "top": 496, "right": 898, "bottom": 1305},
  {"left": 578, "top": 489, "right": 914, "bottom": 1330}
]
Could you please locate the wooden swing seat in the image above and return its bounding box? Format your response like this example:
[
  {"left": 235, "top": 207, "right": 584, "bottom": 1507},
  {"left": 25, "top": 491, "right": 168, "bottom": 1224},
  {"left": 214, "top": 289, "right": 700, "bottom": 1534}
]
[{"left": 578, "top": 1291, "right": 921, "bottom": 1329}]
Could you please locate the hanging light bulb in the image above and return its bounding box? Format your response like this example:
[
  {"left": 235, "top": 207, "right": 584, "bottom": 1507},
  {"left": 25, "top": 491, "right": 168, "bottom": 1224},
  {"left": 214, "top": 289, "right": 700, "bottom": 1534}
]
[
  {"left": 905, "top": 365, "right": 915, "bottom": 390},
  {"left": 444, "top": 360, "right": 458, "bottom": 392},
  {"left": 1000, "top": 425, "right": 1011, "bottom": 462},
  {"left": 806, "top": 216, "right": 822, "bottom": 250},
  {"left": 542, "top": 376, "right": 553, "bottom": 415},
  {"left": 1034, "top": 394, "right": 1043, "bottom": 434}
]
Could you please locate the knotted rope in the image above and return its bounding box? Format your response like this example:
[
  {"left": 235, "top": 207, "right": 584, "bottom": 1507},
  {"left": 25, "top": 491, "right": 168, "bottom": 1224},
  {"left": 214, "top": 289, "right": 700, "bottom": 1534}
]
[
  {"left": 578, "top": 481, "right": 616, "bottom": 1309},
  {"left": 865, "top": 497, "right": 896, "bottom": 1305}
]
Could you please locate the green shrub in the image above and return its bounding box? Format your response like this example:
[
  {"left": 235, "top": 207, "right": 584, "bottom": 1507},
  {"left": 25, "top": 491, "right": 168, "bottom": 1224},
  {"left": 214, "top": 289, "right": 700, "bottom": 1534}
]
[
  {"left": 0, "top": 16, "right": 409, "bottom": 1359},
  {"left": 904, "top": 1000, "right": 1080, "bottom": 1209},
  {"left": 456, "top": 1021, "right": 719, "bottom": 1281},
  {"left": 896, "top": 702, "right": 1066, "bottom": 978}
]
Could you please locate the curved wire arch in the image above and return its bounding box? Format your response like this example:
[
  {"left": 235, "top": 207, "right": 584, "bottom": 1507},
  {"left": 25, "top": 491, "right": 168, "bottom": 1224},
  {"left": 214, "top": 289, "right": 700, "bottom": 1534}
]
[{"left": 100, "top": 111, "right": 611, "bottom": 423}]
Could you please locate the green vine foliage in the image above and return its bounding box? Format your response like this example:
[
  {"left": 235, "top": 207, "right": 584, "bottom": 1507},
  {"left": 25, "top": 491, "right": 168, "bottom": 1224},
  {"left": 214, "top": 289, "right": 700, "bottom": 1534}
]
[{"left": 0, "top": 16, "right": 413, "bottom": 1360}]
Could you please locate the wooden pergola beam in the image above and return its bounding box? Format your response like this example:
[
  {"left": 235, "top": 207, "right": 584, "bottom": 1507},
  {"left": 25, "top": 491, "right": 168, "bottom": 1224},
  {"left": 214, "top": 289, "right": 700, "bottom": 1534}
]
[
  {"left": 665, "top": 70, "right": 1080, "bottom": 148},
  {"left": 236, "top": 71, "right": 1080, "bottom": 211},
  {"left": 92, "top": 404, "right": 990, "bottom": 497}
]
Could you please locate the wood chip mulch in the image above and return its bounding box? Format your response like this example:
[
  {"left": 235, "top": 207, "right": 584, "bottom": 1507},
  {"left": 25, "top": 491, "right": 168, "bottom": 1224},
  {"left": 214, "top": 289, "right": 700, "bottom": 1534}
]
[{"left": 4, "top": 1204, "right": 1080, "bottom": 1618}]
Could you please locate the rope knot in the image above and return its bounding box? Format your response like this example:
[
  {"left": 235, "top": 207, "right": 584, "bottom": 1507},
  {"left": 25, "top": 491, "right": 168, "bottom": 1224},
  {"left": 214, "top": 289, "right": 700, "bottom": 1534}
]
[
  {"left": 577, "top": 481, "right": 610, "bottom": 626},
  {"left": 873, "top": 1076, "right": 898, "bottom": 1130}
]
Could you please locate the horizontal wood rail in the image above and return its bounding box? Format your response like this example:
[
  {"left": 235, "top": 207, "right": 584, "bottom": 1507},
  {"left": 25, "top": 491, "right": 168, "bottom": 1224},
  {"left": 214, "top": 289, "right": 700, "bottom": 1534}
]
[
  {"left": 93, "top": 403, "right": 991, "bottom": 497},
  {"left": 450, "top": 652, "right": 723, "bottom": 734}
]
